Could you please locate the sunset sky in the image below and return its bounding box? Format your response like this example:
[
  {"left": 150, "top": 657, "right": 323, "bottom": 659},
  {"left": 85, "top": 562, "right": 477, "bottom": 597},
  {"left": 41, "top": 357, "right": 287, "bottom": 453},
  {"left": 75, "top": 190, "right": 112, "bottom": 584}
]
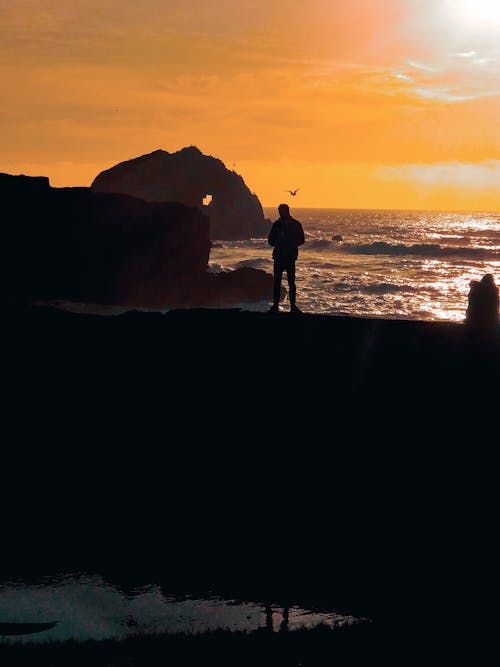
[{"left": 2, "top": 0, "right": 500, "bottom": 209}]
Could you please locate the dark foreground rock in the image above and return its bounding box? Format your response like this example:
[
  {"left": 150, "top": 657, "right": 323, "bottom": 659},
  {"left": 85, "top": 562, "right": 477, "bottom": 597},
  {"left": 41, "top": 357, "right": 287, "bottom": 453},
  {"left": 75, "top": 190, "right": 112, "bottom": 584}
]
[
  {"left": 0, "top": 626, "right": 379, "bottom": 667},
  {"left": 1, "top": 305, "right": 498, "bottom": 662}
]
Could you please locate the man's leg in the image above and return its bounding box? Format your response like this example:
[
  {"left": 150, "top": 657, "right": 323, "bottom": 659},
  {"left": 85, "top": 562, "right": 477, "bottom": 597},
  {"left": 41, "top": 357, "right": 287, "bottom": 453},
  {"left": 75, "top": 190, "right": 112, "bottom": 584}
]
[
  {"left": 272, "top": 262, "right": 284, "bottom": 308},
  {"left": 286, "top": 262, "right": 297, "bottom": 309}
]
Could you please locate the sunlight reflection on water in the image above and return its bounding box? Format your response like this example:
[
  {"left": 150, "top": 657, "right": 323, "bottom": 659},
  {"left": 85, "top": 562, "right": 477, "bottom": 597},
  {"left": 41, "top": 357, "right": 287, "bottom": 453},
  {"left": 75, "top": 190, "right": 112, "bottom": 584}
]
[
  {"left": 35, "top": 209, "right": 500, "bottom": 323},
  {"left": 209, "top": 208, "right": 500, "bottom": 322}
]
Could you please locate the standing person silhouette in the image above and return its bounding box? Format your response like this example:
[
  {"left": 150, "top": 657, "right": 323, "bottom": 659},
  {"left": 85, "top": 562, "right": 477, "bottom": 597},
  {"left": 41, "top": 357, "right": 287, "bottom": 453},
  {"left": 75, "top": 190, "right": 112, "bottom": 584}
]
[{"left": 268, "top": 204, "right": 305, "bottom": 313}]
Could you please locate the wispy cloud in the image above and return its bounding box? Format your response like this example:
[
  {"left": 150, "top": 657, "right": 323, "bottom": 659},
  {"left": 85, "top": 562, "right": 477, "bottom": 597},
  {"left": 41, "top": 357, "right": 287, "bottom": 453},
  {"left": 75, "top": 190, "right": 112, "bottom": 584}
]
[
  {"left": 392, "top": 72, "right": 414, "bottom": 82},
  {"left": 380, "top": 47, "right": 500, "bottom": 103},
  {"left": 450, "top": 51, "right": 477, "bottom": 59},
  {"left": 379, "top": 160, "right": 500, "bottom": 189},
  {"left": 412, "top": 88, "right": 474, "bottom": 102},
  {"left": 407, "top": 60, "right": 441, "bottom": 73}
]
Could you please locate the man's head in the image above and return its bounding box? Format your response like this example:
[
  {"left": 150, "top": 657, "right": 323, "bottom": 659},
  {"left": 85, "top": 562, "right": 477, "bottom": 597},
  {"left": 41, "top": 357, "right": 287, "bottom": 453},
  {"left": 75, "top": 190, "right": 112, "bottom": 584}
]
[
  {"left": 278, "top": 203, "right": 290, "bottom": 218},
  {"left": 481, "top": 273, "right": 496, "bottom": 287}
]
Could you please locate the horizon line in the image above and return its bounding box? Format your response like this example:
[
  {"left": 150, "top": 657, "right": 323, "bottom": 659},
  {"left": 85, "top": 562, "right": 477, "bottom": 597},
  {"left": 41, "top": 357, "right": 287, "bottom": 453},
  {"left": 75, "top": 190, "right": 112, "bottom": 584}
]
[{"left": 262, "top": 204, "right": 500, "bottom": 214}]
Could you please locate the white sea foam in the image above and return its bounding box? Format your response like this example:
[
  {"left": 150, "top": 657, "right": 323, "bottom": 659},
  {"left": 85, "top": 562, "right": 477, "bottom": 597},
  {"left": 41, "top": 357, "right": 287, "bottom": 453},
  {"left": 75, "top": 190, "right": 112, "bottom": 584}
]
[
  {"left": 207, "top": 262, "right": 231, "bottom": 273},
  {"left": 340, "top": 241, "right": 498, "bottom": 259}
]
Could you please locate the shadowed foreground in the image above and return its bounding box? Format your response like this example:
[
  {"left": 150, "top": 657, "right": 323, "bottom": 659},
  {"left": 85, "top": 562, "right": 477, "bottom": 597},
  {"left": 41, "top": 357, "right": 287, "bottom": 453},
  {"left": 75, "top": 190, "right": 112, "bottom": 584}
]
[
  {"left": 0, "top": 625, "right": 378, "bottom": 667},
  {"left": 1, "top": 305, "right": 498, "bottom": 663}
]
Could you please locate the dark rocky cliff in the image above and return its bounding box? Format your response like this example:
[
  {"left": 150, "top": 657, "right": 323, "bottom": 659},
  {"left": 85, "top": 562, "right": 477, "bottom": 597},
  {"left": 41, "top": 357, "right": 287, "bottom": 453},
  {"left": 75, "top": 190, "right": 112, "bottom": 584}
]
[
  {"left": 0, "top": 172, "right": 210, "bottom": 305},
  {"left": 0, "top": 173, "right": 277, "bottom": 307},
  {"left": 91, "top": 147, "right": 270, "bottom": 240}
]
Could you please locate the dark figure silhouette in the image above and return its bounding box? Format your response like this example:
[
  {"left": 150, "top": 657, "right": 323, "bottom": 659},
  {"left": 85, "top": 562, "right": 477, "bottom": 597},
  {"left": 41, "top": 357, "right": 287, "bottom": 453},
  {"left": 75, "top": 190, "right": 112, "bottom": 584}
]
[
  {"left": 265, "top": 604, "right": 274, "bottom": 632},
  {"left": 263, "top": 604, "right": 290, "bottom": 632},
  {"left": 465, "top": 273, "right": 499, "bottom": 330},
  {"left": 268, "top": 203, "right": 305, "bottom": 313},
  {"left": 279, "top": 606, "right": 290, "bottom": 633}
]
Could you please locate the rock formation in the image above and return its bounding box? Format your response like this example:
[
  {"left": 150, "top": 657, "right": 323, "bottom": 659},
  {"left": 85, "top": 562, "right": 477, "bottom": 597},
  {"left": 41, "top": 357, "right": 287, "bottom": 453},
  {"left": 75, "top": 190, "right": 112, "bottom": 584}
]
[
  {"left": 91, "top": 147, "right": 271, "bottom": 240},
  {"left": 0, "top": 173, "right": 278, "bottom": 308}
]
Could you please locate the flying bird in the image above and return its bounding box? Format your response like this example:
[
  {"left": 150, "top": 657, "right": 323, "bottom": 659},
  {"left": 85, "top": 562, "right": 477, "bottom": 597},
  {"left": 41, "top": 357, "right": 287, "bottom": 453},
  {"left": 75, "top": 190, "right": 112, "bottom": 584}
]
[{"left": 285, "top": 188, "right": 300, "bottom": 196}]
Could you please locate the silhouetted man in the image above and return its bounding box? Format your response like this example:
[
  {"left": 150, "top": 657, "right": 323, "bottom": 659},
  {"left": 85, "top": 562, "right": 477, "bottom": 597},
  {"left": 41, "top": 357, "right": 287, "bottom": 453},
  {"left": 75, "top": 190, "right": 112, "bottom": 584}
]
[{"left": 268, "top": 204, "right": 305, "bottom": 313}]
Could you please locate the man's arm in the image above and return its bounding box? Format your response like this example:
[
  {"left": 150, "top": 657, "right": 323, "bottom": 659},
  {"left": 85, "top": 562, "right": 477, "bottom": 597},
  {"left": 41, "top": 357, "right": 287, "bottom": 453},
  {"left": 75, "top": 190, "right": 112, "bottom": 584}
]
[
  {"left": 297, "top": 222, "right": 305, "bottom": 246},
  {"left": 268, "top": 221, "right": 279, "bottom": 247}
]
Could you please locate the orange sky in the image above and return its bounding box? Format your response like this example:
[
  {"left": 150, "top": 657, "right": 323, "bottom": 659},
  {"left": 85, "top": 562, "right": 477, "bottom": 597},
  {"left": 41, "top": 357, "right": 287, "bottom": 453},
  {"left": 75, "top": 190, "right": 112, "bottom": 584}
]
[{"left": 2, "top": 0, "right": 500, "bottom": 209}]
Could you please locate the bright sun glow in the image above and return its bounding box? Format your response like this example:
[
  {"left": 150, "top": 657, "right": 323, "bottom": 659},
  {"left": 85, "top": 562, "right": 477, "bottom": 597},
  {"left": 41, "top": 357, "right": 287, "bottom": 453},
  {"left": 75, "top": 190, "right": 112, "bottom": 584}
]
[{"left": 447, "top": 0, "right": 500, "bottom": 25}]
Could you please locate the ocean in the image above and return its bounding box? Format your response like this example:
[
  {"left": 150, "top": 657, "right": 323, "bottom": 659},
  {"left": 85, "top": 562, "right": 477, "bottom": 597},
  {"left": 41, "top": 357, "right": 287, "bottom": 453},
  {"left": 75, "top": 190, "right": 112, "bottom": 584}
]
[{"left": 210, "top": 207, "right": 500, "bottom": 322}]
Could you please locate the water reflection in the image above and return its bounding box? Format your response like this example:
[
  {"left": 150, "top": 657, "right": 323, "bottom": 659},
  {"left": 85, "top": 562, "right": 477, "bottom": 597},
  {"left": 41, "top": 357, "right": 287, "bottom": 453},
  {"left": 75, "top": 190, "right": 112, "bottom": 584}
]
[{"left": 0, "top": 573, "right": 362, "bottom": 643}]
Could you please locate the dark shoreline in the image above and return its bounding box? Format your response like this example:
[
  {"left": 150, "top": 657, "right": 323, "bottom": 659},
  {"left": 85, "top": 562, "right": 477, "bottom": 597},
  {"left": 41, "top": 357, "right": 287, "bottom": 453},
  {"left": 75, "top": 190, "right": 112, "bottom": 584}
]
[
  {"left": 0, "top": 624, "right": 376, "bottom": 667},
  {"left": 2, "top": 304, "right": 498, "bottom": 661}
]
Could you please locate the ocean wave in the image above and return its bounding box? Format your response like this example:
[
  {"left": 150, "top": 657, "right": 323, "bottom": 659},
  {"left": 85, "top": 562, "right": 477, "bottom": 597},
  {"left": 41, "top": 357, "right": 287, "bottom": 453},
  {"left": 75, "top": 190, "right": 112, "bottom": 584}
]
[
  {"left": 339, "top": 241, "right": 498, "bottom": 259},
  {"left": 360, "top": 283, "right": 418, "bottom": 295},
  {"left": 334, "top": 282, "right": 422, "bottom": 295},
  {"left": 219, "top": 239, "right": 268, "bottom": 250},
  {"left": 316, "top": 262, "right": 342, "bottom": 270},
  {"left": 234, "top": 258, "right": 272, "bottom": 269},
  {"left": 207, "top": 263, "right": 231, "bottom": 273},
  {"left": 307, "top": 238, "right": 341, "bottom": 250}
]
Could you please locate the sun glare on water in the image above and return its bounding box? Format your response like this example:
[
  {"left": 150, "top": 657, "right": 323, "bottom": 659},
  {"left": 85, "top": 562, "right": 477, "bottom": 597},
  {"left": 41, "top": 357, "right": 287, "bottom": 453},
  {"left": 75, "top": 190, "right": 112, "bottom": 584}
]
[{"left": 447, "top": 0, "right": 500, "bottom": 25}]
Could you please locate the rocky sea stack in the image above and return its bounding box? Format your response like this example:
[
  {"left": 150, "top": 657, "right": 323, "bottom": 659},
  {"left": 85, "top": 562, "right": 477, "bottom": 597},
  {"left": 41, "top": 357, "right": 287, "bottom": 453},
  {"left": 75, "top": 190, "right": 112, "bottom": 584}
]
[{"left": 92, "top": 147, "right": 270, "bottom": 240}]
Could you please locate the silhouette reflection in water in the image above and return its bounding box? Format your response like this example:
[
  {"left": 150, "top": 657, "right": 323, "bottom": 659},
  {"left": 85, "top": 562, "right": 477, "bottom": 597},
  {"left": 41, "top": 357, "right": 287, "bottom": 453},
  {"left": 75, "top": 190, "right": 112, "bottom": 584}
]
[
  {"left": 279, "top": 606, "right": 290, "bottom": 633},
  {"left": 264, "top": 604, "right": 290, "bottom": 632},
  {"left": 265, "top": 604, "right": 273, "bottom": 632}
]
